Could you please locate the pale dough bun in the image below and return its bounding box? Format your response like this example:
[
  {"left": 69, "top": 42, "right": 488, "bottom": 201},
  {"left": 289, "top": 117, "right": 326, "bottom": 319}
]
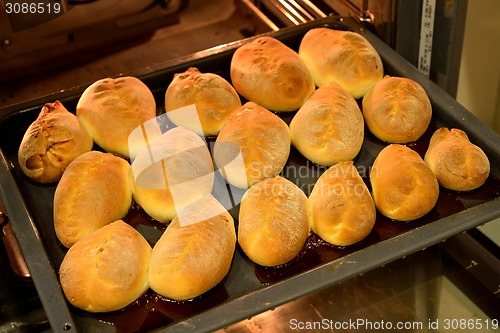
[
  {"left": 213, "top": 102, "right": 291, "bottom": 188},
  {"left": 165, "top": 67, "right": 241, "bottom": 136},
  {"left": 371, "top": 144, "right": 439, "bottom": 221},
  {"left": 131, "top": 126, "right": 214, "bottom": 223},
  {"left": 230, "top": 36, "right": 314, "bottom": 112},
  {"left": 424, "top": 128, "right": 490, "bottom": 191},
  {"left": 238, "top": 176, "right": 310, "bottom": 267},
  {"left": 148, "top": 194, "right": 236, "bottom": 301},
  {"left": 59, "top": 220, "right": 151, "bottom": 313},
  {"left": 309, "top": 161, "right": 376, "bottom": 246},
  {"left": 18, "top": 101, "right": 93, "bottom": 183},
  {"left": 54, "top": 151, "right": 132, "bottom": 248},
  {"left": 362, "top": 76, "right": 432, "bottom": 143},
  {"left": 76, "top": 76, "right": 156, "bottom": 158},
  {"left": 289, "top": 82, "right": 364, "bottom": 166},
  {"left": 299, "top": 28, "right": 383, "bottom": 99}
]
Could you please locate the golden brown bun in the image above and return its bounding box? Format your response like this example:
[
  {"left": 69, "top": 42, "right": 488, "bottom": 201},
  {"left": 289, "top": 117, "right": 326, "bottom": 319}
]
[
  {"left": 214, "top": 102, "right": 291, "bottom": 188},
  {"left": 289, "top": 82, "right": 364, "bottom": 166},
  {"left": 18, "top": 101, "right": 93, "bottom": 183},
  {"left": 131, "top": 126, "right": 214, "bottom": 223},
  {"left": 165, "top": 67, "right": 242, "bottom": 136},
  {"left": 371, "top": 144, "right": 439, "bottom": 221},
  {"left": 309, "top": 161, "right": 376, "bottom": 246},
  {"left": 54, "top": 151, "right": 132, "bottom": 248},
  {"left": 424, "top": 128, "right": 490, "bottom": 191},
  {"left": 362, "top": 76, "right": 432, "bottom": 143},
  {"left": 148, "top": 194, "right": 236, "bottom": 301},
  {"left": 59, "top": 220, "right": 151, "bottom": 313},
  {"left": 238, "top": 176, "right": 310, "bottom": 266},
  {"left": 299, "top": 28, "right": 383, "bottom": 99},
  {"left": 76, "top": 76, "right": 156, "bottom": 158},
  {"left": 230, "top": 36, "right": 314, "bottom": 112}
]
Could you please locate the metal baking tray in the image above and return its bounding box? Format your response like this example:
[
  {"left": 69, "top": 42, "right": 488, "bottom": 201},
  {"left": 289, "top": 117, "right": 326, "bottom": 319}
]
[{"left": 0, "top": 16, "right": 499, "bottom": 333}]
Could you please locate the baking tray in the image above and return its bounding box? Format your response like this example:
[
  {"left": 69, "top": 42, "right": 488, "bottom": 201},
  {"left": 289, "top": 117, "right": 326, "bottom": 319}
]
[{"left": 0, "top": 16, "right": 499, "bottom": 333}]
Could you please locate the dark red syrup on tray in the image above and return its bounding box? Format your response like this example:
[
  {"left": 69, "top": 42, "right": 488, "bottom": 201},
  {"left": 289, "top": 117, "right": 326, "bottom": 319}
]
[
  {"left": 101, "top": 205, "right": 230, "bottom": 332},
  {"left": 94, "top": 113, "right": 500, "bottom": 332},
  {"left": 254, "top": 172, "right": 500, "bottom": 285},
  {"left": 94, "top": 284, "right": 229, "bottom": 333}
]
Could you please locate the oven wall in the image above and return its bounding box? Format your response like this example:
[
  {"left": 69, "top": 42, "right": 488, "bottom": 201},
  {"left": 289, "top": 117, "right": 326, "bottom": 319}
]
[
  {"left": 456, "top": 0, "right": 500, "bottom": 246},
  {"left": 456, "top": 0, "right": 500, "bottom": 134}
]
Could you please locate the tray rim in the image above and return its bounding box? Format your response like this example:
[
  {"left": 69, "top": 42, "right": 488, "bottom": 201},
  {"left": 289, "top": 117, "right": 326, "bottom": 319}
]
[
  {"left": 0, "top": 150, "right": 78, "bottom": 332},
  {"left": 160, "top": 198, "right": 500, "bottom": 333},
  {"left": 0, "top": 15, "right": 499, "bottom": 333}
]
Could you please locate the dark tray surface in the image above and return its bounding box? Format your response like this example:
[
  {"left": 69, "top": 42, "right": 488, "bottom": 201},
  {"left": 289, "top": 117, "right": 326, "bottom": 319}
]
[{"left": 0, "top": 16, "right": 499, "bottom": 333}]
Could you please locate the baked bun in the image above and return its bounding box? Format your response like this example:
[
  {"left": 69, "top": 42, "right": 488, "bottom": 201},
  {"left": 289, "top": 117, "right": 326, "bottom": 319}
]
[
  {"left": 238, "top": 176, "right": 310, "bottom": 267},
  {"left": 230, "top": 36, "right": 314, "bottom": 112},
  {"left": 214, "top": 102, "right": 291, "bottom": 188},
  {"left": 371, "top": 144, "right": 439, "bottom": 221},
  {"left": 131, "top": 126, "right": 214, "bottom": 223},
  {"left": 289, "top": 82, "right": 364, "bottom": 166},
  {"left": 18, "top": 101, "right": 93, "bottom": 183},
  {"left": 165, "top": 67, "right": 241, "bottom": 136},
  {"left": 309, "top": 161, "right": 376, "bottom": 246},
  {"left": 299, "top": 28, "right": 383, "bottom": 99},
  {"left": 59, "top": 220, "right": 151, "bottom": 313},
  {"left": 148, "top": 194, "right": 236, "bottom": 301},
  {"left": 424, "top": 128, "right": 490, "bottom": 191},
  {"left": 76, "top": 76, "right": 156, "bottom": 158},
  {"left": 54, "top": 151, "right": 132, "bottom": 248},
  {"left": 362, "top": 76, "right": 432, "bottom": 143}
]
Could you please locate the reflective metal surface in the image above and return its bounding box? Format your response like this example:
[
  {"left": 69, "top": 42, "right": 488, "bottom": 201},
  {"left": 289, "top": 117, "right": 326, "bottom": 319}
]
[{"left": 220, "top": 232, "right": 499, "bottom": 332}]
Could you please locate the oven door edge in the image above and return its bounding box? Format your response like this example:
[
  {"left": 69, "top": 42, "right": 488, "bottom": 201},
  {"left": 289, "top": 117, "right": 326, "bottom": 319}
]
[{"left": 0, "top": 149, "right": 78, "bottom": 333}]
